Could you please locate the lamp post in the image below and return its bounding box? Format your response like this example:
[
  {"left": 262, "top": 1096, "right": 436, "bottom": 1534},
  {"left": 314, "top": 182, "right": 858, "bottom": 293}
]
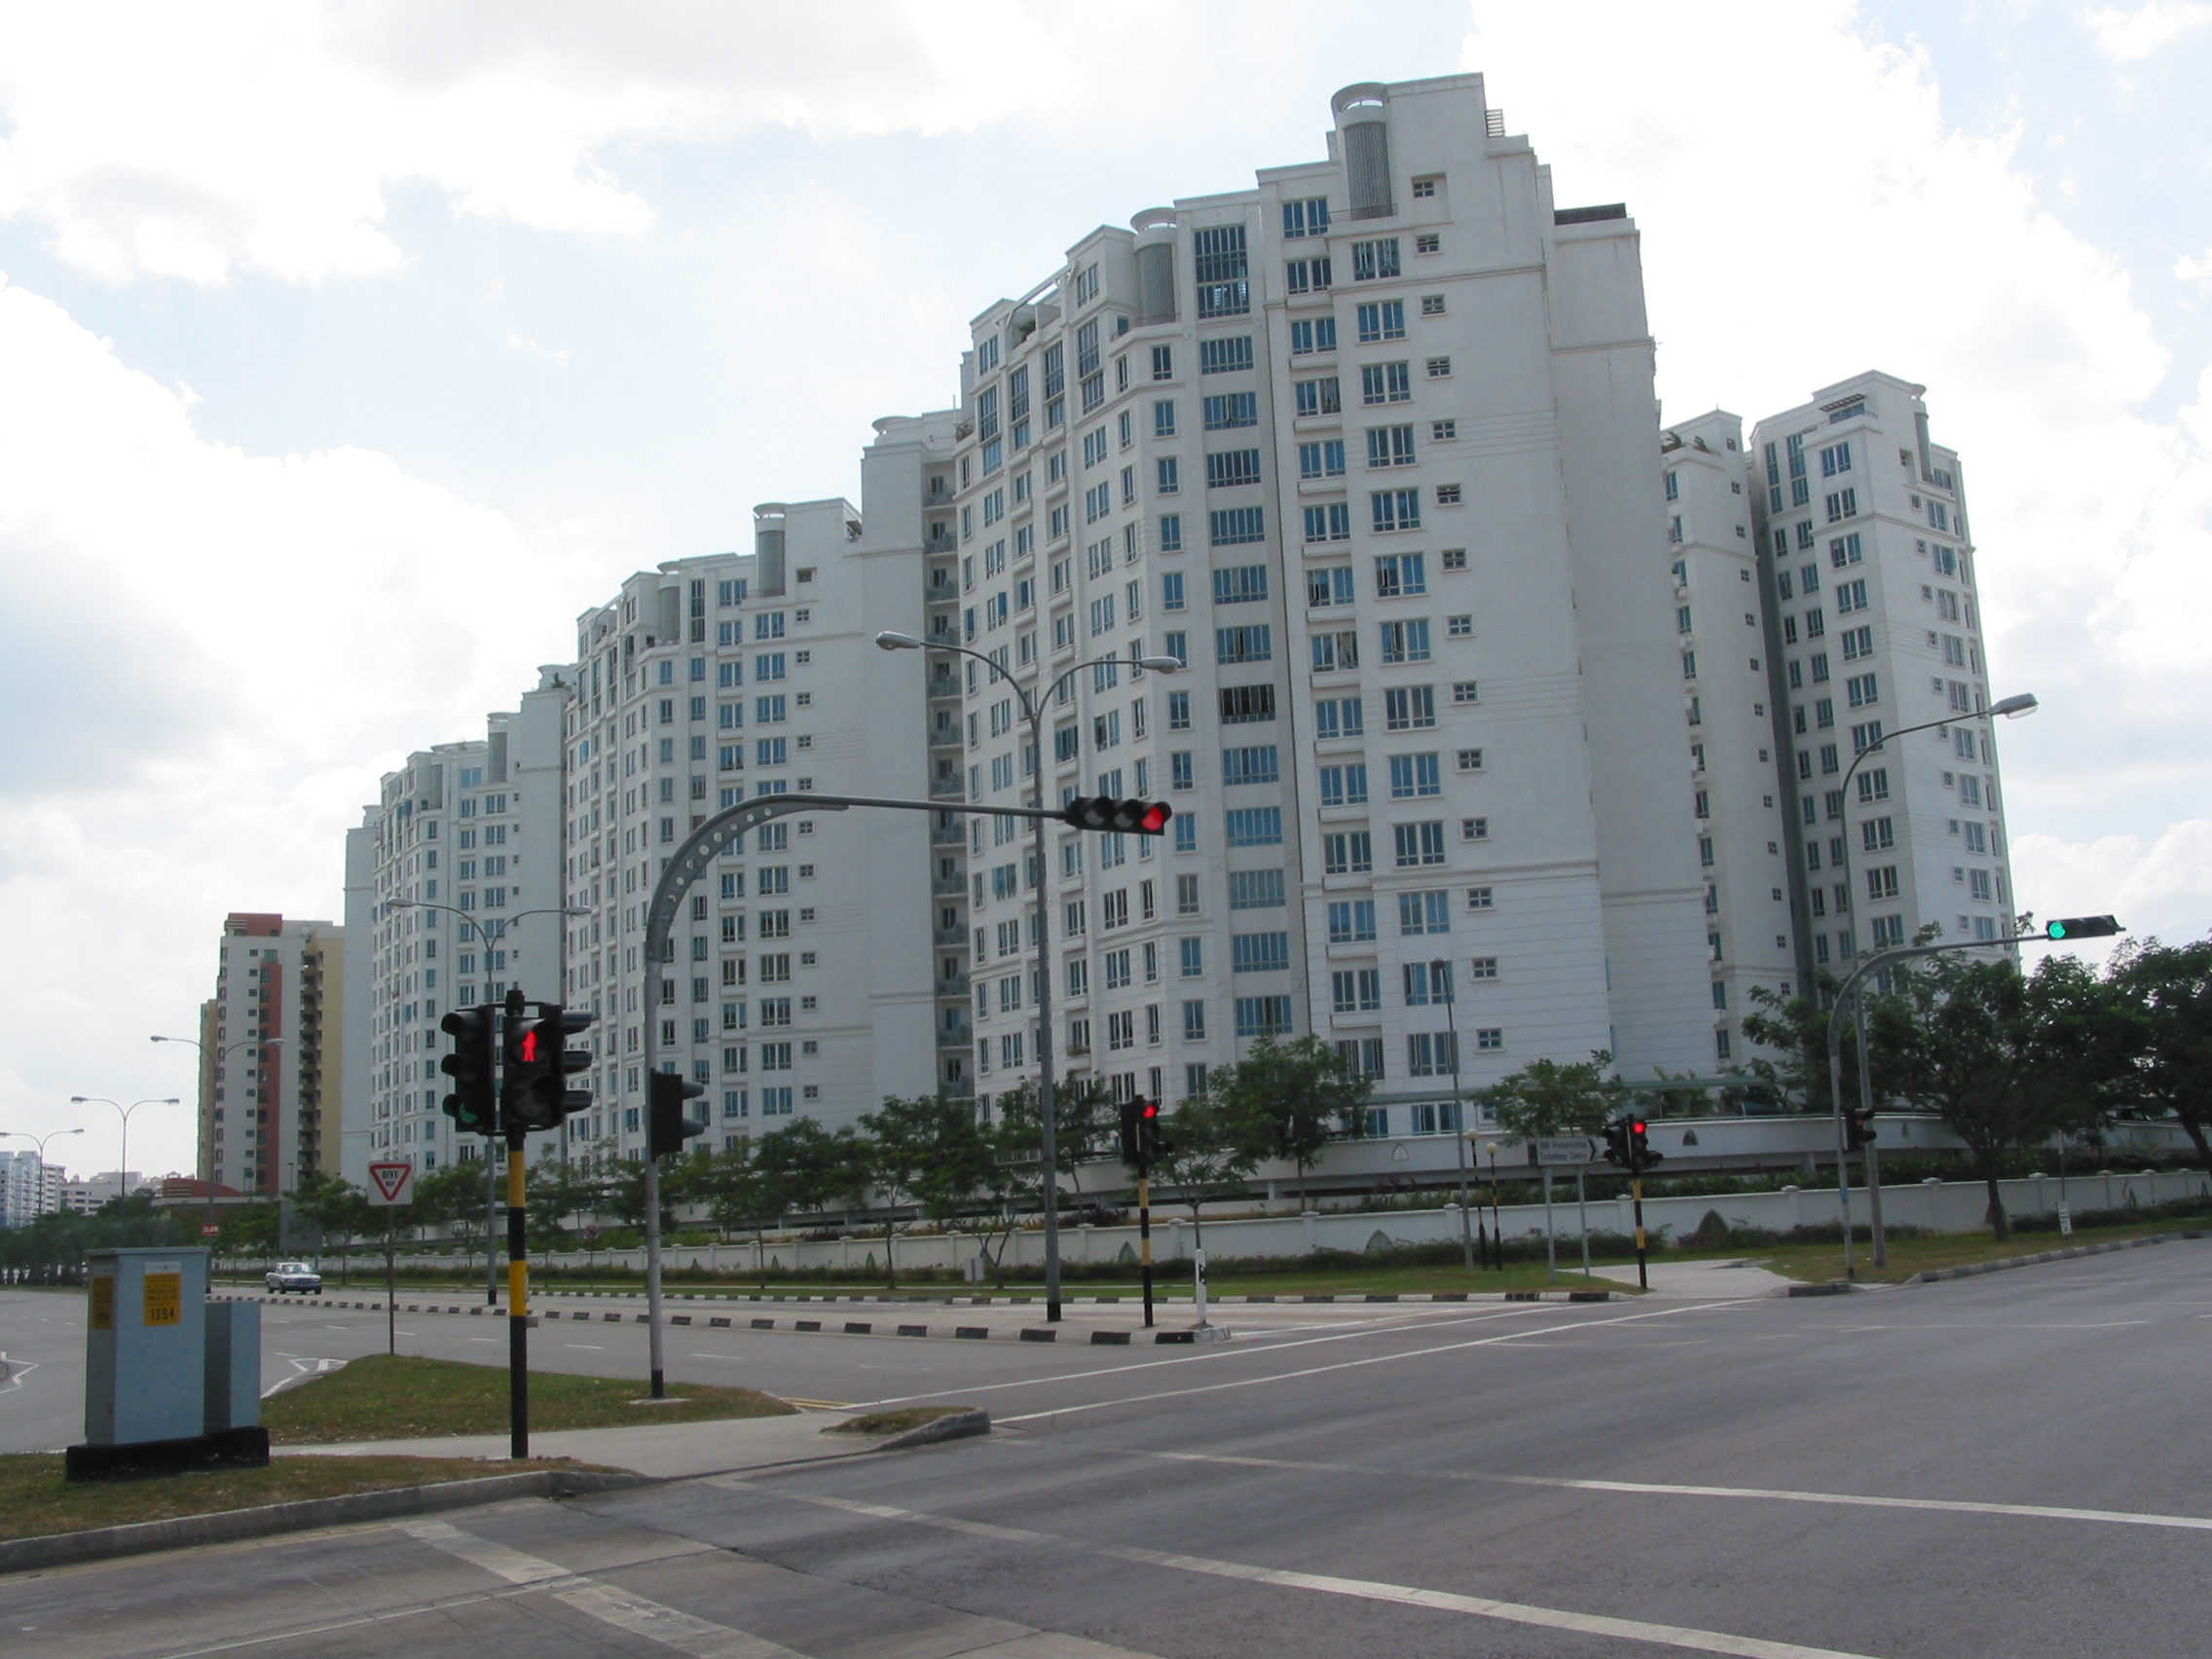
[
  {"left": 1822, "top": 692, "right": 2036, "bottom": 1273},
  {"left": 0, "top": 1126, "right": 84, "bottom": 1220},
  {"left": 877, "top": 629, "right": 1182, "bottom": 1322},
  {"left": 150, "top": 1033, "right": 279, "bottom": 1181},
  {"left": 389, "top": 900, "right": 590, "bottom": 1304},
  {"left": 67, "top": 1097, "right": 179, "bottom": 1204}
]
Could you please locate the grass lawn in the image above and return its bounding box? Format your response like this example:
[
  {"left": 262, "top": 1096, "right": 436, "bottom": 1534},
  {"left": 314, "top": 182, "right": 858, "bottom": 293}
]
[
  {"left": 263, "top": 1353, "right": 796, "bottom": 1444},
  {"left": 0, "top": 1453, "right": 559, "bottom": 1545},
  {"left": 1701, "top": 1216, "right": 2202, "bottom": 1286}
]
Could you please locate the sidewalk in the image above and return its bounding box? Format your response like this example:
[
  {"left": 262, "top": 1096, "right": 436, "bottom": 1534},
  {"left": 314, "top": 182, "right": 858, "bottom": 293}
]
[
  {"left": 1587, "top": 1258, "right": 1797, "bottom": 1298},
  {"left": 285, "top": 1406, "right": 950, "bottom": 1479}
]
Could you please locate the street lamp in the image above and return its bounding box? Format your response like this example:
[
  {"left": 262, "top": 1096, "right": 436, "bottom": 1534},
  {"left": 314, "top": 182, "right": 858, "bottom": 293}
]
[
  {"left": 67, "top": 1097, "right": 180, "bottom": 1203},
  {"left": 389, "top": 900, "right": 591, "bottom": 1304},
  {"left": 1824, "top": 691, "right": 2038, "bottom": 1271},
  {"left": 0, "top": 1126, "right": 84, "bottom": 1219},
  {"left": 877, "top": 628, "right": 1182, "bottom": 1321}
]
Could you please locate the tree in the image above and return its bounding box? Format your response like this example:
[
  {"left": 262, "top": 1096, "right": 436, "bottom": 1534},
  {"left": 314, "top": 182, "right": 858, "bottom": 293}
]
[
  {"left": 972, "top": 1083, "right": 1047, "bottom": 1288},
  {"left": 1877, "top": 952, "right": 2138, "bottom": 1239},
  {"left": 1211, "top": 1033, "right": 1373, "bottom": 1206},
  {"left": 1739, "top": 974, "right": 1888, "bottom": 1116},
  {"left": 857, "top": 1093, "right": 994, "bottom": 1287},
  {"left": 1150, "top": 1094, "right": 1257, "bottom": 1249},
  {"left": 1044, "top": 1075, "right": 1119, "bottom": 1196},
  {"left": 414, "top": 1160, "right": 493, "bottom": 1249},
  {"left": 604, "top": 1153, "right": 680, "bottom": 1236},
  {"left": 755, "top": 1118, "right": 870, "bottom": 1227},
  {"left": 691, "top": 1139, "right": 791, "bottom": 1288},
  {"left": 2110, "top": 938, "right": 2212, "bottom": 1171},
  {"left": 527, "top": 1156, "right": 606, "bottom": 1252},
  {"left": 1478, "top": 1051, "right": 1628, "bottom": 1141}
]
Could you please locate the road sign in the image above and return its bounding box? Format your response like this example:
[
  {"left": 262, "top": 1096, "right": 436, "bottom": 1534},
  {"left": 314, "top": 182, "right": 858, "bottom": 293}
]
[
  {"left": 365, "top": 1161, "right": 414, "bottom": 1206},
  {"left": 200, "top": 1223, "right": 220, "bottom": 1238},
  {"left": 1533, "top": 1135, "right": 1598, "bottom": 1166}
]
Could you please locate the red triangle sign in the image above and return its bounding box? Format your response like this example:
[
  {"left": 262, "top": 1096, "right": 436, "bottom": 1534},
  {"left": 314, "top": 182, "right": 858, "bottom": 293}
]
[{"left": 367, "top": 1161, "right": 413, "bottom": 1204}]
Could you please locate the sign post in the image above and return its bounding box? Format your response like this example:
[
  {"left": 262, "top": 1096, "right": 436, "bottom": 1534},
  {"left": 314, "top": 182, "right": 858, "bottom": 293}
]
[
  {"left": 1533, "top": 1138, "right": 1596, "bottom": 1287},
  {"left": 365, "top": 1161, "right": 414, "bottom": 1357}
]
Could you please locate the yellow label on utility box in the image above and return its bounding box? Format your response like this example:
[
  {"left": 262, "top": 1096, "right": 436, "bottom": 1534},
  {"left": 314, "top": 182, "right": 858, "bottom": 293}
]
[
  {"left": 142, "top": 1271, "right": 182, "bottom": 1326},
  {"left": 90, "top": 1275, "right": 114, "bottom": 1330}
]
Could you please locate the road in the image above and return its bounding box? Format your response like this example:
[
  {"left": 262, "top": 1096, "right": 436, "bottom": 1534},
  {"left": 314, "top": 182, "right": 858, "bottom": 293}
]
[{"left": 6, "top": 1240, "right": 2210, "bottom": 1657}]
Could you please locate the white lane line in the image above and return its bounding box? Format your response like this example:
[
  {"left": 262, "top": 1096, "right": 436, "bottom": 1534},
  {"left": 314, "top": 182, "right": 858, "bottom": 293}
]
[
  {"left": 989, "top": 1302, "right": 1738, "bottom": 1424},
  {"left": 730, "top": 1485, "right": 1876, "bottom": 1659},
  {"left": 1132, "top": 1450, "right": 2212, "bottom": 1534},
  {"left": 399, "top": 1518, "right": 583, "bottom": 1586},
  {"left": 1834, "top": 1321, "right": 2149, "bottom": 1331},
  {"left": 841, "top": 1302, "right": 1629, "bottom": 1412},
  {"left": 553, "top": 1582, "right": 814, "bottom": 1658}
]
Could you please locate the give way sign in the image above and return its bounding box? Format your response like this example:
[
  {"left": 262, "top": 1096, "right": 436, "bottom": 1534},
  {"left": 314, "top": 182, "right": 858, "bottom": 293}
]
[{"left": 366, "top": 1161, "right": 414, "bottom": 1206}]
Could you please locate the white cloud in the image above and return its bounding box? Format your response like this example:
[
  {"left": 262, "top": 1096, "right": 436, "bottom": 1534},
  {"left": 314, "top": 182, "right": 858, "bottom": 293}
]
[
  {"left": 0, "top": 273, "right": 597, "bottom": 1172},
  {"left": 2010, "top": 820, "right": 2212, "bottom": 948},
  {"left": 0, "top": 0, "right": 1197, "bottom": 285},
  {"left": 2083, "top": 2, "right": 2212, "bottom": 61},
  {"left": 2178, "top": 248, "right": 2212, "bottom": 287}
]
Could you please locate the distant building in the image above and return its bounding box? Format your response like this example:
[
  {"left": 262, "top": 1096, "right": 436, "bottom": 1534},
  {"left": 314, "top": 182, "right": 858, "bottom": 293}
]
[
  {"left": 194, "top": 912, "right": 343, "bottom": 1198},
  {"left": 57, "top": 1171, "right": 143, "bottom": 1213},
  {"left": 1, "top": 1149, "right": 63, "bottom": 1226}
]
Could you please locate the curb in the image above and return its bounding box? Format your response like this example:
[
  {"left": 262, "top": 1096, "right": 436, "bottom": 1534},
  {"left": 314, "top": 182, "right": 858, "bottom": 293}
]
[
  {"left": 216, "top": 1286, "right": 1611, "bottom": 1313},
  {"left": 1787, "top": 1281, "right": 1860, "bottom": 1298},
  {"left": 1907, "top": 1231, "right": 2196, "bottom": 1284},
  {"left": 874, "top": 1409, "right": 990, "bottom": 1451},
  {"left": 0, "top": 1466, "right": 644, "bottom": 1579}
]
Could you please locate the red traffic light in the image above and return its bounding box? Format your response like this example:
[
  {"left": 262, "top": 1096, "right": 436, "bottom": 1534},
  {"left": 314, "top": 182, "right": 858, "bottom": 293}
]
[
  {"left": 1140, "top": 1100, "right": 1161, "bottom": 1121},
  {"left": 519, "top": 1028, "right": 542, "bottom": 1064},
  {"left": 1136, "top": 801, "right": 1171, "bottom": 834}
]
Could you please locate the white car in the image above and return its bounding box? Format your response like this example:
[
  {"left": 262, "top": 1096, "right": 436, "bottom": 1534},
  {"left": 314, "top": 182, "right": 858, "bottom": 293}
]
[{"left": 266, "top": 1261, "right": 323, "bottom": 1295}]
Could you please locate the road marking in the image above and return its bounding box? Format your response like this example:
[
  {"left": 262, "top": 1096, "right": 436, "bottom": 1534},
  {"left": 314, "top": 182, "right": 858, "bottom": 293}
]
[
  {"left": 1128, "top": 1449, "right": 2212, "bottom": 1534},
  {"left": 399, "top": 1518, "right": 583, "bottom": 1585},
  {"left": 554, "top": 1582, "right": 814, "bottom": 1658},
  {"left": 1834, "top": 1321, "right": 2150, "bottom": 1331},
  {"left": 564, "top": 1343, "right": 608, "bottom": 1349},
  {"left": 988, "top": 1302, "right": 1738, "bottom": 1424},
  {"left": 727, "top": 1485, "right": 1877, "bottom": 1659}
]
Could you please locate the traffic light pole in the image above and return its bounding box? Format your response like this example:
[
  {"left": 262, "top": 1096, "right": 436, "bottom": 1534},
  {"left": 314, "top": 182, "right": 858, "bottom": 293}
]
[
  {"left": 1138, "top": 1167, "right": 1154, "bottom": 1329},
  {"left": 1631, "top": 1160, "right": 1648, "bottom": 1292},
  {"left": 506, "top": 1127, "right": 529, "bottom": 1458}
]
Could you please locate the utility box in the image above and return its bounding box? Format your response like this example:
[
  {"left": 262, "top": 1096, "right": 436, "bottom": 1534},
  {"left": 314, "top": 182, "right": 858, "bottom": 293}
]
[
  {"left": 84, "top": 1247, "right": 207, "bottom": 1446},
  {"left": 203, "top": 1300, "right": 262, "bottom": 1432}
]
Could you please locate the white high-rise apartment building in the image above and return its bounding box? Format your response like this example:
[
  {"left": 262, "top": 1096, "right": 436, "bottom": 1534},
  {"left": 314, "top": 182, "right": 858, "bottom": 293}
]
[
  {"left": 342, "top": 685, "right": 565, "bottom": 1187},
  {"left": 1, "top": 1148, "right": 63, "bottom": 1226},
  {"left": 559, "top": 496, "right": 941, "bottom": 1156},
  {"left": 196, "top": 911, "right": 344, "bottom": 1196},
  {"left": 1749, "top": 372, "right": 2017, "bottom": 977},
  {"left": 939, "top": 73, "right": 1711, "bottom": 1133},
  {"left": 1664, "top": 410, "right": 1800, "bottom": 1063}
]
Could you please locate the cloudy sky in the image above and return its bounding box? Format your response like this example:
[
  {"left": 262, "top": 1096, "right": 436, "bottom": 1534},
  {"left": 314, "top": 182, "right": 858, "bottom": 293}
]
[{"left": 3, "top": 1, "right": 2207, "bottom": 1184}]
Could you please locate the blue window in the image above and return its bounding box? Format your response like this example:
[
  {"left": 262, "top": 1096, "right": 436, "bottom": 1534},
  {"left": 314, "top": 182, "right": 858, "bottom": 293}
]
[
  {"left": 1203, "top": 392, "right": 1259, "bottom": 429},
  {"left": 1212, "top": 565, "right": 1269, "bottom": 605},
  {"left": 1198, "top": 336, "right": 1255, "bottom": 375},
  {"left": 1209, "top": 507, "right": 1266, "bottom": 546},
  {"left": 1159, "top": 514, "right": 1183, "bottom": 552},
  {"left": 1225, "top": 808, "right": 1283, "bottom": 846},
  {"left": 1232, "top": 933, "right": 1290, "bottom": 974},
  {"left": 1214, "top": 625, "right": 1272, "bottom": 664},
  {"left": 1222, "top": 746, "right": 1279, "bottom": 785}
]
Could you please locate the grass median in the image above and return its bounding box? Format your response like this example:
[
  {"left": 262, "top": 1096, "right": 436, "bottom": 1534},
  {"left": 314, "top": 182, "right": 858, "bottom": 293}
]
[
  {"left": 1697, "top": 1216, "right": 2202, "bottom": 1286},
  {"left": 263, "top": 1353, "right": 796, "bottom": 1444},
  {"left": 0, "top": 1453, "right": 582, "bottom": 1546}
]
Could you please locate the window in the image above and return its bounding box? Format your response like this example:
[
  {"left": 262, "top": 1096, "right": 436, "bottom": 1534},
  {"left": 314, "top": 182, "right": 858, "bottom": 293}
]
[
  {"left": 1194, "top": 225, "right": 1249, "bottom": 317},
  {"left": 1314, "top": 695, "right": 1364, "bottom": 737},
  {"left": 1299, "top": 439, "right": 1348, "bottom": 479},
  {"left": 1398, "top": 891, "right": 1451, "bottom": 935},
  {"left": 1215, "top": 624, "right": 1272, "bottom": 664},
  {"left": 1207, "top": 449, "right": 1263, "bottom": 489},
  {"left": 1382, "top": 685, "right": 1435, "bottom": 728},
  {"left": 1379, "top": 619, "right": 1431, "bottom": 663},
  {"left": 1371, "top": 489, "right": 1420, "bottom": 533},
  {"left": 1825, "top": 488, "right": 1859, "bottom": 523},
  {"left": 1829, "top": 533, "right": 1863, "bottom": 568},
  {"left": 1210, "top": 507, "right": 1267, "bottom": 546},
  {"left": 1328, "top": 900, "right": 1378, "bottom": 942},
  {"left": 1820, "top": 441, "right": 1853, "bottom": 477},
  {"left": 1355, "top": 300, "right": 1406, "bottom": 343},
  {"left": 1219, "top": 682, "right": 1275, "bottom": 722},
  {"left": 1350, "top": 238, "right": 1400, "bottom": 281},
  {"left": 1203, "top": 392, "right": 1258, "bottom": 429},
  {"left": 1282, "top": 197, "right": 1330, "bottom": 238},
  {"left": 1323, "top": 830, "right": 1373, "bottom": 874},
  {"left": 1303, "top": 503, "right": 1353, "bottom": 543},
  {"left": 1367, "top": 425, "right": 1417, "bottom": 468},
  {"left": 1232, "top": 932, "right": 1289, "bottom": 973},
  {"left": 1289, "top": 316, "right": 1339, "bottom": 354},
  {"left": 1235, "top": 996, "right": 1293, "bottom": 1037},
  {"left": 1222, "top": 745, "right": 1279, "bottom": 785},
  {"left": 1309, "top": 629, "right": 1359, "bottom": 672},
  {"left": 1452, "top": 680, "right": 1479, "bottom": 704},
  {"left": 1308, "top": 566, "right": 1355, "bottom": 608},
  {"left": 1198, "top": 337, "right": 1254, "bottom": 375},
  {"left": 1387, "top": 754, "right": 1441, "bottom": 798},
  {"left": 1332, "top": 970, "right": 1382, "bottom": 1014},
  {"left": 1284, "top": 255, "right": 1333, "bottom": 294},
  {"left": 1425, "top": 357, "right": 1452, "bottom": 379},
  {"left": 1159, "top": 513, "right": 1183, "bottom": 552},
  {"left": 1461, "top": 816, "right": 1490, "bottom": 842},
  {"left": 1317, "top": 762, "right": 1368, "bottom": 805},
  {"left": 1456, "top": 748, "right": 1484, "bottom": 772},
  {"left": 1373, "top": 551, "right": 1425, "bottom": 596},
  {"left": 1294, "top": 376, "right": 1342, "bottom": 417},
  {"left": 1846, "top": 672, "right": 1879, "bottom": 709},
  {"left": 1393, "top": 822, "right": 1447, "bottom": 866},
  {"left": 1225, "top": 807, "right": 1283, "bottom": 846},
  {"left": 1360, "top": 362, "right": 1413, "bottom": 405}
]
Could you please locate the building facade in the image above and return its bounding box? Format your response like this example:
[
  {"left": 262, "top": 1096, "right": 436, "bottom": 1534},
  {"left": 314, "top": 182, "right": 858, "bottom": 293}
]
[
  {"left": 932, "top": 72, "right": 1711, "bottom": 1137},
  {"left": 1749, "top": 372, "right": 2017, "bottom": 981},
  {"left": 1663, "top": 410, "right": 1799, "bottom": 1062},
  {"left": 557, "top": 496, "right": 942, "bottom": 1159},
  {"left": 340, "top": 685, "right": 566, "bottom": 1189},
  {"left": 194, "top": 912, "right": 344, "bottom": 1197},
  {"left": 1, "top": 1149, "right": 63, "bottom": 1227}
]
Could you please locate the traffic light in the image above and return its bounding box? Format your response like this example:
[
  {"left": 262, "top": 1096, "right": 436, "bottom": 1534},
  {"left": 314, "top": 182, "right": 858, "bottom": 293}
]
[
  {"left": 1845, "top": 1106, "right": 1878, "bottom": 1151},
  {"left": 439, "top": 1006, "right": 497, "bottom": 1135},
  {"left": 1061, "top": 797, "right": 1174, "bottom": 835},
  {"left": 2045, "top": 915, "right": 2121, "bottom": 941},
  {"left": 1137, "top": 1098, "right": 1168, "bottom": 1163},
  {"left": 1628, "top": 1120, "right": 1663, "bottom": 1171},
  {"left": 1117, "top": 1097, "right": 1143, "bottom": 1163},
  {"left": 1602, "top": 1120, "right": 1631, "bottom": 1168},
  {"left": 646, "top": 1070, "right": 709, "bottom": 1160},
  {"left": 505, "top": 1005, "right": 596, "bottom": 1132}
]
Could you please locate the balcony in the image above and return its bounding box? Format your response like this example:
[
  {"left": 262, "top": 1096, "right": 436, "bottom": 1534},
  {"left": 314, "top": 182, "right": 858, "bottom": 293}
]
[
  {"left": 932, "top": 874, "right": 969, "bottom": 898},
  {"left": 929, "top": 775, "right": 966, "bottom": 800},
  {"left": 938, "top": 1018, "right": 972, "bottom": 1049},
  {"left": 933, "top": 925, "right": 969, "bottom": 947},
  {"left": 938, "top": 972, "right": 972, "bottom": 998},
  {"left": 925, "top": 532, "right": 957, "bottom": 556}
]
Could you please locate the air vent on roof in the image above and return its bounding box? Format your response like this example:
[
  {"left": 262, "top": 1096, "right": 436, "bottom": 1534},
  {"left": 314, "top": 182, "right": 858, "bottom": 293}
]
[{"left": 1554, "top": 203, "right": 1628, "bottom": 225}]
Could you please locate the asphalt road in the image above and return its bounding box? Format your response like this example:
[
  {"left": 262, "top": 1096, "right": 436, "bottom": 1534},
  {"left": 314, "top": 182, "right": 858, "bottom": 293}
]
[{"left": 7, "top": 1240, "right": 2211, "bottom": 1658}]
